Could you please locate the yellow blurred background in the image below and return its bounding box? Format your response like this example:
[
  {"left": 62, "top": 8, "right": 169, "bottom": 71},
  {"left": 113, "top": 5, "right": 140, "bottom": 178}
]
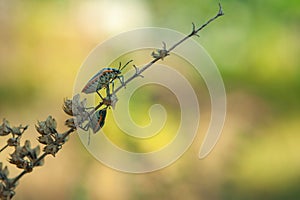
[{"left": 1, "top": 0, "right": 300, "bottom": 199}]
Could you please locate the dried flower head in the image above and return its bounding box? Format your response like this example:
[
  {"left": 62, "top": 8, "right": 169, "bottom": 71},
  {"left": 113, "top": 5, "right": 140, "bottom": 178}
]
[
  {"left": 0, "top": 164, "right": 9, "bottom": 180},
  {"left": 63, "top": 98, "right": 73, "bottom": 116},
  {"left": 35, "top": 116, "right": 57, "bottom": 135},
  {"left": 72, "top": 95, "right": 88, "bottom": 116},
  {"left": 43, "top": 144, "right": 61, "bottom": 157},
  {"left": 37, "top": 135, "right": 54, "bottom": 145},
  {"left": 151, "top": 42, "right": 169, "bottom": 60},
  {"left": 7, "top": 137, "right": 20, "bottom": 147},
  {"left": 65, "top": 118, "right": 76, "bottom": 129},
  {"left": 0, "top": 119, "right": 11, "bottom": 136},
  {"left": 9, "top": 125, "right": 28, "bottom": 137},
  {"left": 8, "top": 140, "right": 40, "bottom": 172}
]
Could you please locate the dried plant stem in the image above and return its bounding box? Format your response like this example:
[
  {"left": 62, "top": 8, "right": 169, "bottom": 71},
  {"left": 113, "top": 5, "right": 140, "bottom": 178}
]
[
  {"left": 112, "top": 3, "right": 224, "bottom": 95},
  {"left": 10, "top": 127, "right": 76, "bottom": 187},
  {"left": 1, "top": 4, "right": 224, "bottom": 199},
  {"left": 10, "top": 153, "right": 48, "bottom": 187},
  {"left": 0, "top": 144, "right": 8, "bottom": 153},
  {"left": 77, "top": 4, "right": 224, "bottom": 122},
  {"left": 9, "top": 3, "right": 224, "bottom": 187},
  {"left": 61, "top": 127, "right": 76, "bottom": 140}
]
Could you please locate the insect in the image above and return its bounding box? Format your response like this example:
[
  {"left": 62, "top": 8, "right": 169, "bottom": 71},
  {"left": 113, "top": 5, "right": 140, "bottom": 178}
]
[
  {"left": 81, "top": 60, "right": 133, "bottom": 98},
  {"left": 80, "top": 60, "right": 132, "bottom": 143},
  {"left": 79, "top": 107, "right": 108, "bottom": 144},
  {"left": 82, "top": 107, "right": 107, "bottom": 133}
]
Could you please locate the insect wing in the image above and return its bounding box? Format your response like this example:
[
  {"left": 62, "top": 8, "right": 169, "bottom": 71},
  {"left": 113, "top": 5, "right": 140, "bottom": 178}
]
[
  {"left": 90, "top": 108, "right": 107, "bottom": 133},
  {"left": 99, "top": 108, "right": 107, "bottom": 128},
  {"left": 81, "top": 68, "right": 108, "bottom": 94}
]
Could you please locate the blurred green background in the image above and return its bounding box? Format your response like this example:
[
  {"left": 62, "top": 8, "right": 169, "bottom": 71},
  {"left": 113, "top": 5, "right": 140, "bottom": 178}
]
[{"left": 1, "top": 0, "right": 300, "bottom": 199}]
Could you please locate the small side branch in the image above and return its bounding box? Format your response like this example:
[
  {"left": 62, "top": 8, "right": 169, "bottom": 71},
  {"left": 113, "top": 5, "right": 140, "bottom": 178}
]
[{"left": 169, "top": 3, "right": 224, "bottom": 51}]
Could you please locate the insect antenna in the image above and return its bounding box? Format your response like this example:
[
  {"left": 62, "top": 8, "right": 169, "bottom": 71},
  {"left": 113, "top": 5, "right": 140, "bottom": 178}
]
[
  {"left": 119, "top": 60, "right": 133, "bottom": 71},
  {"left": 88, "top": 129, "right": 91, "bottom": 145}
]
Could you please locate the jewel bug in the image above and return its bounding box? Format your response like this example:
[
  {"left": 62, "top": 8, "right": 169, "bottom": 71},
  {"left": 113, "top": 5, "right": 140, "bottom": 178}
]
[
  {"left": 79, "top": 107, "right": 108, "bottom": 144},
  {"left": 80, "top": 107, "right": 107, "bottom": 133},
  {"left": 81, "top": 60, "right": 133, "bottom": 98}
]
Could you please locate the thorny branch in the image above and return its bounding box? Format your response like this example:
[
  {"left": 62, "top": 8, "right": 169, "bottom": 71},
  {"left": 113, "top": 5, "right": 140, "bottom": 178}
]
[
  {"left": 112, "top": 3, "right": 224, "bottom": 95},
  {"left": 70, "top": 3, "right": 224, "bottom": 140},
  {"left": 0, "top": 3, "right": 224, "bottom": 199}
]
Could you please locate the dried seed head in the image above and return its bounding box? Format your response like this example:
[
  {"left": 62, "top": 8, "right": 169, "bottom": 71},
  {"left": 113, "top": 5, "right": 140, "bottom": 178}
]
[
  {"left": 7, "top": 137, "right": 20, "bottom": 147},
  {"left": 37, "top": 135, "right": 54, "bottom": 145},
  {"left": 63, "top": 94, "right": 92, "bottom": 129},
  {"left": 45, "top": 116, "right": 57, "bottom": 130},
  {"left": 0, "top": 189, "right": 15, "bottom": 200},
  {"left": 75, "top": 111, "right": 90, "bottom": 127},
  {"left": 28, "top": 146, "right": 40, "bottom": 161},
  {"left": 72, "top": 96, "right": 88, "bottom": 116},
  {"left": 73, "top": 93, "right": 80, "bottom": 103},
  {"left": 21, "top": 140, "right": 31, "bottom": 155},
  {"left": 9, "top": 147, "right": 26, "bottom": 168},
  {"left": 35, "top": 116, "right": 57, "bottom": 135},
  {"left": 43, "top": 144, "right": 61, "bottom": 157},
  {"left": 0, "top": 166, "right": 9, "bottom": 180},
  {"left": 35, "top": 158, "right": 44, "bottom": 167},
  {"left": 63, "top": 98, "right": 73, "bottom": 116},
  {"left": 23, "top": 162, "right": 33, "bottom": 173},
  {"left": 10, "top": 127, "right": 21, "bottom": 136},
  {"left": 8, "top": 152, "right": 19, "bottom": 164},
  {"left": 151, "top": 42, "right": 169, "bottom": 60},
  {"left": 6, "top": 178, "right": 18, "bottom": 189},
  {"left": 0, "top": 119, "right": 11, "bottom": 136},
  {"left": 10, "top": 125, "right": 28, "bottom": 136},
  {"left": 35, "top": 121, "right": 47, "bottom": 135},
  {"left": 8, "top": 140, "right": 41, "bottom": 171},
  {"left": 54, "top": 133, "right": 67, "bottom": 144},
  {"left": 65, "top": 118, "right": 76, "bottom": 129},
  {"left": 10, "top": 158, "right": 32, "bottom": 171}
]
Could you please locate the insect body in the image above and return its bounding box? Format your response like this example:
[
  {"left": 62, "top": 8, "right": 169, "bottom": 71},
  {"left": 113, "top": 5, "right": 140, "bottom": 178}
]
[
  {"left": 82, "top": 68, "right": 122, "bottom": 94},
  {"left": 78, "top": 107, "right": 108, "bottom": 133},
  {"left": 87, "top": 107, "right": 107, "bottom": 133},
  {"left": 79, "top": 107, "right": 107, "bottom": 144},
  {"left": 80, "top": 60, "right": 133, "bottom": 144},
  {"left": 81, "top": 60, "right": 133, "bottom": 98}
]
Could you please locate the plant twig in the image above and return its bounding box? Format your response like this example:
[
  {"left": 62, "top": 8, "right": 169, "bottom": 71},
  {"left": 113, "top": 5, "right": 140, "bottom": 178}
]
[
  {"left": 0, "top": 144, "right": 8, "bottom": 153},
  {"left": 72, "top": 4, "right": 224, "bottom": 136},
  {"left": 112, "top": 3, "right": 224, "bottom": 95},
  {"left": 10, "top": 152, "right": 48, "bottom": 187},
  {"left": 0, "top": 4, "right": 224, "bottom": 199}
]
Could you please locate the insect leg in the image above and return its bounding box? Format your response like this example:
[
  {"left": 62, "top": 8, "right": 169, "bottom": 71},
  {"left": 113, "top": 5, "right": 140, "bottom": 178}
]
[
  {"left": 112, "top": 81, "right": 115, "bottom": 93},
  {"left": 96, "top": 90, "right": 104, "bottom": 100},
  {"left": 117, "top": 75, "right": 125, "bottom": 87},
  {"left": 78, "top": 124, "right": 91, "bottom": 145},
  {"left": 105, "top": 84, "right": 111, "bottom": 97},
  {"left": 78, "top": 122, "right": 89, "bottom": 131},
  {"left": 88, "top": 129, "right": 91, "bottom": 145},
  {"left": 77, "top": 107, "right": 99, "bottom": 145}
]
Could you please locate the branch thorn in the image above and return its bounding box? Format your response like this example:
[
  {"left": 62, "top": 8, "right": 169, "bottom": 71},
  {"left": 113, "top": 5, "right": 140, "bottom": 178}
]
[
  {"left": 191, "top": 22, "right": 200, "bottom": 37},
  {"left": 133, "top": 65, "right": 144, "bottom": 78},
  {"left": 218, "top": 3, "right": 224, "bottom": 16}
]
